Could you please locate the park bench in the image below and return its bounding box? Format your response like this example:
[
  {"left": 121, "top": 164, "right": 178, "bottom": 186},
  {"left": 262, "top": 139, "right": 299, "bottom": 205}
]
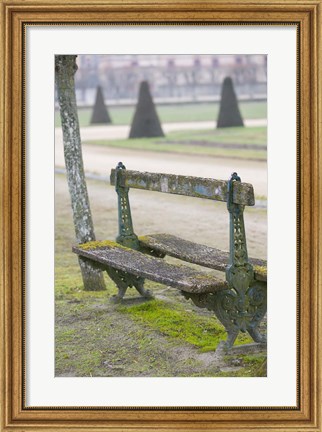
[{"left": 73, "top": 162, "right": 267, "bottom": 349}]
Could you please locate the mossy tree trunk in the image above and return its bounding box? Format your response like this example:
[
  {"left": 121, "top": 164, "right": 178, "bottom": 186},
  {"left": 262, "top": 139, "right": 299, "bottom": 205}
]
[{"left": 55, "top": 55, "right": 105, "bottom": 291}]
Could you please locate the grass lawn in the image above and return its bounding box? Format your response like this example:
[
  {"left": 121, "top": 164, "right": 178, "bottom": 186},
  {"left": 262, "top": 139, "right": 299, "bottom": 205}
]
[
  {"left": 55, "top": 100, "right": 267, "bottom": 128},
  {"left": 84, "top": 126, "right": 267, "bottom": 161}
]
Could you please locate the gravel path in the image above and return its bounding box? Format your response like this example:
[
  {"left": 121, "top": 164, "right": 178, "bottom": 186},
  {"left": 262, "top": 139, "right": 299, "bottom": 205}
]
[
  {"left": 55, "top": 140, "right": 267, "bottom": 198},
  {"left": 55, "top": 118, "right": 267, "bottom": 142}
]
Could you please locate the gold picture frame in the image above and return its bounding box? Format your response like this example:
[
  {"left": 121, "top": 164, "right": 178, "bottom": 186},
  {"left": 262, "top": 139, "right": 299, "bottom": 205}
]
[{"left": 1, "top": 1, "right": 321, "bottom": 430}]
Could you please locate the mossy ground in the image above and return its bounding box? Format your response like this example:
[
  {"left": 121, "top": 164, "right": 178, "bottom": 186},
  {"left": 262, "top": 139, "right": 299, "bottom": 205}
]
[
  {"left": 55, "top": 174, "right": 267, "bottom": 377},
  {"left": 218, "top": 354, "right": 267, "bottom": 377},
  {"left": 56, "top": 281, "right": 266, "bottom": 377},
  {"left": 117, "top": 299, "right": 252, "bottom": 352}
]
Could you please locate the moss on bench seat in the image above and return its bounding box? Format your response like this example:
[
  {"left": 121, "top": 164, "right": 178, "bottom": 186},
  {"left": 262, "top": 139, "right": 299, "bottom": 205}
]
[{"left": 73, "top": 241, "right": 228, "bottom": 294}]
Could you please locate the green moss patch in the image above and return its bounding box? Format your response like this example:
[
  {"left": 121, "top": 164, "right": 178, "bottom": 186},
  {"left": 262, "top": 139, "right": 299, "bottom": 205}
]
[
  {"left": 218, "top": 354, "right": 267, "bottom": 377},
  {"left": 78, "top": 239, "right": 119, "bottom": 250},
  {"left": 118, "top": 299, "right": 252, "bottom": 351},
  {"left": 254, "top": 265, "right": 267, "bottom": 278}
]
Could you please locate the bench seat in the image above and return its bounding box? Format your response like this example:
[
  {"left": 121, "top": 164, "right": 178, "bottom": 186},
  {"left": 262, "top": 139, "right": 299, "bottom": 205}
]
[
  {"left": 73, "top": 241, "right": 228, "bottom": 294},
  {"left": 139, "top": 234, "right": 267, "bottom": 282}
]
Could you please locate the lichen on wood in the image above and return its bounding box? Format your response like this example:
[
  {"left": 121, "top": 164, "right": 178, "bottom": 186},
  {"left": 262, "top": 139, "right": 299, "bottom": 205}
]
[
  {"left": 110, "top": 169, "right": 255, "bottom": 206},
  {"left": 253, "top": 265, "right": 267, "bottom": 281},
  {"left": 78, "top": 240, "right": 119, "bottom": 250},
  {"left": 139, "top": 234, "right": 267, "bottom": 282},
  {"left": 73, "top": 242, "right": 227, "bottom": 293}
]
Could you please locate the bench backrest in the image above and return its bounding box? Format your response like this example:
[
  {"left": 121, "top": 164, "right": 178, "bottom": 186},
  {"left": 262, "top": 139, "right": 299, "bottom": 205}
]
[
  {"left": 110, "top": 168, "right": 255, "bottom": 206},
  {"left": 111, "top": 163, "right": 257, "bottom": 291}
]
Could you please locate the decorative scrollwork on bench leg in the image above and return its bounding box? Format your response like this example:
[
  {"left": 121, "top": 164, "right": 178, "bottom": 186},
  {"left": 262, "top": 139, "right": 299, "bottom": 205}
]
[
  {"left": 212, "top": 281, "right": 267, "bottom": 348},
  {"left": 114, "top": 162, "right": 140, "bottom": 250},
  {"left": 182, "top": 283, "right": 266, "bottom": 349},
  {"left": 245, "top": 282, "right": 267, "bottom": 343},
  {"left": 106, "top": 267, "right": 153, "bottom": 303},
  {"left": 223, "top": 172, "right": 267, "bottom": 348},
  {"left": 181, "top": 291, "right": 238, "bottom": 347},
  {"left": 107, "top": 162, "right": 154, "bottom": 301},
  {"left": 181, "top": 173, "right": 267, "bottom": 350}
]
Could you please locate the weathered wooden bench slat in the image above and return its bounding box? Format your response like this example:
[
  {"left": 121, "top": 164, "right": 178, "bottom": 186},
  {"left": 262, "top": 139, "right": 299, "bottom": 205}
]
[
  {"left": 139, "top": 234, "right": 267, "bottom": 282},
  {"left": 73, "top": 242, "right": 228, "bottom": 293},
  {"left": 110, "top": 169, "right": 255, "bottom": 206}
]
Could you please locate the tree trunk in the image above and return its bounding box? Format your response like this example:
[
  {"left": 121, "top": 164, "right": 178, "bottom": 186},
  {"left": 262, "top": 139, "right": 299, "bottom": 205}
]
[{"left": 55, "top": 55, "right": 105, "bottom": 291}]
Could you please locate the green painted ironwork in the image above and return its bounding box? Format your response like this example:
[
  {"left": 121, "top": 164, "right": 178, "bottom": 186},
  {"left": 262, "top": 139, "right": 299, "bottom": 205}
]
[
  {"left": 112, "top": 162, "right": 151, "bottom": 300},
  {"left": 106, "top": 267, "right": 153, "bottom": 303},
  {"left": 115, "top": 162, "right": 140, "bottom": 250},
  {"left": 221, "top": 173, "right": 266, "bottom": 346},
  {"left": 183, "top": 173, "right": 266, "bottom": 348},
  {"left": 223, "top": 172, "right": 266, "bottom": 346},
  {"left": 112, "top": 164, "right": 266, "bottom": 347}
]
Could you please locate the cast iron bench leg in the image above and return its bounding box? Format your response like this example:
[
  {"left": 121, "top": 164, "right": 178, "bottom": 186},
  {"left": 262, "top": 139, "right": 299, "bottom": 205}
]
[
  {"left": 182, "top": 287, "right": 266, "bottom": 349},
  {"left": 112, "top": 162, "right": 154, "bottom": 301},
  {"left": 106, "top": 267, "right": 153, "bottom": 302},
  {"left": 246, "top": 281, "right": 267, "bottom": 343},
  {"left": 212, "top": 283, "right": 267, "bottom": 348},
  {"left": 106, "top": 267, "right": 129, "bottom": 302},
  {"left": 247, "top": 327, "right": 267, "bottom": 344},
  {"left": 133, "top": 278, "right": 154, "bottom": 299}
]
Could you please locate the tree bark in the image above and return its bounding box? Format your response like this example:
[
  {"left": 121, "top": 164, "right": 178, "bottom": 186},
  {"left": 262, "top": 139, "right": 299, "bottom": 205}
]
[{"left": 55, "top": 55, "right": 105, "bottom": 291}]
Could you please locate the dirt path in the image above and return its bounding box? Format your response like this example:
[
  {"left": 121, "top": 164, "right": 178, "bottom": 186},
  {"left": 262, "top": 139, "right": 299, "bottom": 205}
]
[
  {"left": 55, "top": 140, "right": 267, "bottom": 198},
  {"left": 55, "top": 118, "right": 267, "bottom": 142}
]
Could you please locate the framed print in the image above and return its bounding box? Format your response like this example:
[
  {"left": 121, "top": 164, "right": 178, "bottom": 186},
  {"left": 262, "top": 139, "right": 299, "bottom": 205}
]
[{"left": 1, "top": 0, "right": 321, "bottom": 431}]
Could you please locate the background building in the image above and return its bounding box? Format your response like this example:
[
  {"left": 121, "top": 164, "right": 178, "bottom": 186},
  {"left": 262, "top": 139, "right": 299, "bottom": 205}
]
[{"left": 74, "top": 54, "right": 267, "bottom": 106}]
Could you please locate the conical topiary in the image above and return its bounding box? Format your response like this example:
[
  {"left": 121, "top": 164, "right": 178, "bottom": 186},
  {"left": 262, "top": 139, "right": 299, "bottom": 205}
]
[
  {"left": 129, "top": 81, "right": 164, "bottom": 138},
  {"left": 90, "top": 86, "right": 112, "bottom": 125},
  {"left": 217, "top": 77, "right": 244, "bottom": 128}
]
